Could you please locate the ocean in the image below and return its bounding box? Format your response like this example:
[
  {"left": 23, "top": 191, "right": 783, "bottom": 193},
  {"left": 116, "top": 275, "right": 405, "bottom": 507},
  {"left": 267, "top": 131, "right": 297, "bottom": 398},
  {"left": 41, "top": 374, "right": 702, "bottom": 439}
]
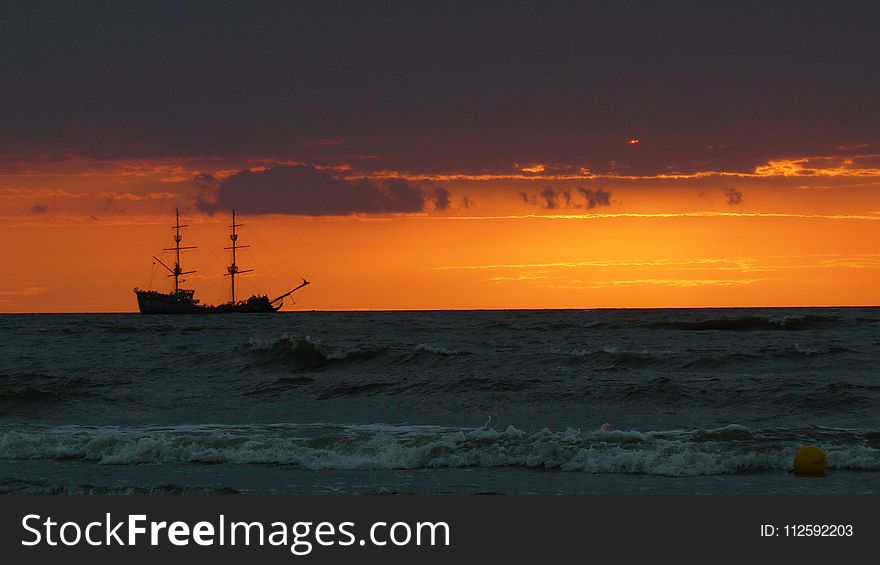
[{"left": 1, "top": 308, "right": 879, "bottom": 494}]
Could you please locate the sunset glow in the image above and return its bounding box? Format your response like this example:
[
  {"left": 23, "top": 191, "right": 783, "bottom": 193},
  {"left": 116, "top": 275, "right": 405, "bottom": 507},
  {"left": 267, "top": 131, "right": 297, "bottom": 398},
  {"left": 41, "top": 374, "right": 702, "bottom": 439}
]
[
  {"left": 2, "top": 150, "right": 878, "bottom": 312},
  {"left": 2, "top": 4, "right": 878, "bottom": 312}
]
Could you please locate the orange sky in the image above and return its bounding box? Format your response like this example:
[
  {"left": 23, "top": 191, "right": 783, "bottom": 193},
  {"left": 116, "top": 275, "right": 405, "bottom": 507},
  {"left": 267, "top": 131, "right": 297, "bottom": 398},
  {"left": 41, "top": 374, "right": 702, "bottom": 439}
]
[
  {"left": 2, "top": 152, "right": 879, "bottom": 312},
  {"left": 4, "top": 3, "right": 880, "bottom": 312}
]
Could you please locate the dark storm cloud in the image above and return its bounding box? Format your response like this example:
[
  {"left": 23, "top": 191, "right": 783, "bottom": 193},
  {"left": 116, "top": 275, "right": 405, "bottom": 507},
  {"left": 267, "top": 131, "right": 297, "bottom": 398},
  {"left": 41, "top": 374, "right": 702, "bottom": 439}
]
[
  {"left": 31, "top": 204, "right": 48, "bottom": 214},
  {"left": 205, "top": 166, "right": 427, "bottom": 216},
  {"left": 723, "top": 187, "right": 743, "bottom": 205},
  {"left": 2, "top": 3, "right": 879, "bottom": 172},
  {"left": 432, "top": 187, "right": 452, "bottom": 211},
  {"left": 561, "top": 189, "right": 572, "bottom": 206},
  {"left": 541, "top": 187, "right": 558, "bottom": 209},
  {"left": 521, "top": 187, "right": 612, "bottom": 210},
  {"left": 577, "top": 188, "right": 612, "bottom": 209}
]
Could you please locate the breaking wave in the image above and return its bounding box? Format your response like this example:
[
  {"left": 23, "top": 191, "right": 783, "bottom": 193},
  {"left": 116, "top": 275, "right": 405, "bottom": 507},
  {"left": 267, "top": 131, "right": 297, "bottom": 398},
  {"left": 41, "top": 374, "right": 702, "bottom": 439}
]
[
  {"left": 1, "top": 423, "right": 877, "bottom": 477},
  {"left": 242, "top": 334, "right": 389, "bottom": 371}
]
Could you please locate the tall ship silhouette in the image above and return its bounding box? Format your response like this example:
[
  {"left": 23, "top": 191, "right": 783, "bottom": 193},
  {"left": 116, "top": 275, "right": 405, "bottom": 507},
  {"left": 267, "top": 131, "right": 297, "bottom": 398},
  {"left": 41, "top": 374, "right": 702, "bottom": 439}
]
[{"left": 134, "top": 209, "right": 309, "bottom": 314}]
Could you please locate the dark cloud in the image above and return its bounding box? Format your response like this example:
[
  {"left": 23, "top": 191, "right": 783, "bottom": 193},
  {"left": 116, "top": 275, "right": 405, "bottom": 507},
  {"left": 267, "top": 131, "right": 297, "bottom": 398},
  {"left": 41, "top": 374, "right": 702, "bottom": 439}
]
[
  {"left": 723, "top": 187, "right": 743, "bottom": 205},
  {"left": 194, "top": 172, "right": 220, "bottom": 214},
  {"left": 561, "top": 189, "right": 573, "bottom": 207},
  {"left": 4, "top": 5, "right": 879, "bottom": 178},
  {"left": 577, "top": 188, "right": 612, "bottom": 209},
  {"left": 204, "top": 165, "right": 427, "bottom": 216},
  {"left": 195, "top": 193, "right": 218, "bottom": 215},
  {"left": 541, "top": 187, "right": 558, "bottom": 209},
  {"left": 520, "top": 187, "right": 613, "bottom": 210},
  {"left": 194, "top": 172, "right": 217, "bottom": 187},
  {"left": 433, "top": 187, "right": 452, "bottom": 211},
  {"left": 31, "top": 204, "right": 48, "bottom": 214}
]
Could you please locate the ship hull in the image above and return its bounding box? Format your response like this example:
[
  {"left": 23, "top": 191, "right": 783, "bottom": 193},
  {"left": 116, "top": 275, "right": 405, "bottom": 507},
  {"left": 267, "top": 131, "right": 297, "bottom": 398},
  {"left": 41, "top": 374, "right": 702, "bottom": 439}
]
[{"left": 134, "top": 289, "right": 280, "bottom": 314}]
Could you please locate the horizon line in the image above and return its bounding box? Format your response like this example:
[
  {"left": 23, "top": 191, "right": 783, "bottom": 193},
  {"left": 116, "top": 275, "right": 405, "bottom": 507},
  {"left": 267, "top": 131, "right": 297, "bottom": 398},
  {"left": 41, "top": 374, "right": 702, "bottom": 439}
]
[{"left": 2, "top": 304, "right": 878, "bottom": 315}]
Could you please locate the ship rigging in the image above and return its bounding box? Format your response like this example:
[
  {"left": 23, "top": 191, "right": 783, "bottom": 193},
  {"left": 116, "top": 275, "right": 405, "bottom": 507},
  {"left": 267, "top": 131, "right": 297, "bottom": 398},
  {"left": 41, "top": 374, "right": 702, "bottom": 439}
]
[{"left": 133, "top": 209, "right": 309, "bottom": 314}]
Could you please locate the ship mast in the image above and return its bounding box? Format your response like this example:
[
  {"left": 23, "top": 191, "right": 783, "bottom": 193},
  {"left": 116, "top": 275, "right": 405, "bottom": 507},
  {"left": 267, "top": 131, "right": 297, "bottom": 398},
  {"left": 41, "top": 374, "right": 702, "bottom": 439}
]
[
  {"left": 162, "top": 208, "right": 196, "bottom": 293},
  {"left": 225, "top": 209, "right": 253, "bottom": 303}
]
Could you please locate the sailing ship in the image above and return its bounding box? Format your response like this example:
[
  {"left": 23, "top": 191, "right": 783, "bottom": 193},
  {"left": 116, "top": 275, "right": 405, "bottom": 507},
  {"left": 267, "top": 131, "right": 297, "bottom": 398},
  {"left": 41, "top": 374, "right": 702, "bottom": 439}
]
[{"left": 134, "top": 209, "right": 309, "bottom": 314}]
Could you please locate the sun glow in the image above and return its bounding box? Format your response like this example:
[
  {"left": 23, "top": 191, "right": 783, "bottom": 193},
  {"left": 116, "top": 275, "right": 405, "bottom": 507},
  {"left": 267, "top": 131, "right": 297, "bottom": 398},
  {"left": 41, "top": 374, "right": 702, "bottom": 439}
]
[
  {"left": 519, "top": 163, "right": 546, "bottom": 173},
  {"left": 1, "top": 150, "right": 879, "bottom": 311}
]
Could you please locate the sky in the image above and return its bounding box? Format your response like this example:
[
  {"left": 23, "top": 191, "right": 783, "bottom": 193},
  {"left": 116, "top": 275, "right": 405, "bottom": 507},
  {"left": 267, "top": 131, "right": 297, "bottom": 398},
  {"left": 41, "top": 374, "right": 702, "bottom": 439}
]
[{"left": 2, "top": 1, "right": 879, "bottom": 312}]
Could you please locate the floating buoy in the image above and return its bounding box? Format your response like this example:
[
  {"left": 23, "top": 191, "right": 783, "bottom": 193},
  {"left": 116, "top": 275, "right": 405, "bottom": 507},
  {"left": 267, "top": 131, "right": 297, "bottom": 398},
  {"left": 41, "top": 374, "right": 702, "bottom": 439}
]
[
  {"left": 599, "top": 423, "right": 612, "bottom": 432},
  {"left": 793, "top": 445, "right": 827, "bottom": 477}
]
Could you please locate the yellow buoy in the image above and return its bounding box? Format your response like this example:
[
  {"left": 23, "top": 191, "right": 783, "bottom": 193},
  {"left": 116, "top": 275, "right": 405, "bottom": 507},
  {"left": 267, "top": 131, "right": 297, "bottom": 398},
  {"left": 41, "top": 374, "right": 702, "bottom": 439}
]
[{"left": 793, "top": 445, "right": 827, "bottom": 477}]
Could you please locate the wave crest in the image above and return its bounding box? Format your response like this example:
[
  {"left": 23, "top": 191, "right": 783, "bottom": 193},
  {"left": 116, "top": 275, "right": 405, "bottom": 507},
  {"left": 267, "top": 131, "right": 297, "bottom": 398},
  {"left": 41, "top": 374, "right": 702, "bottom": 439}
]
[
  {"left": 2, "top": 423, "right": 877, "bottom": 476},
  {"left": 243, "top": 334, "right": 388, "bottom": 371}
]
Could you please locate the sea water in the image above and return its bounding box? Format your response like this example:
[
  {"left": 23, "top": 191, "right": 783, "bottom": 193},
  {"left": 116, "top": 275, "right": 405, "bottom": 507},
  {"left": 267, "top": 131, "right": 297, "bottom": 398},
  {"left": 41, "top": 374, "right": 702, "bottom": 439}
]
[{"left": 1, "top": 308, "right": 878, "bottom": 494}]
